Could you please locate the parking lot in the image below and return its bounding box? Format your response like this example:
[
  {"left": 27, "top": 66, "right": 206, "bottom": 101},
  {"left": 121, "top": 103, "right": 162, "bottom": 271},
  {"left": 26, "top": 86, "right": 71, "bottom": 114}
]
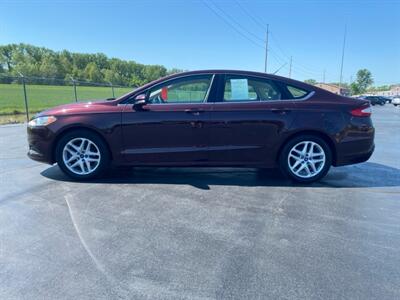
[{"left": 0, "top": 105, "right": 399, "bottom": 299}]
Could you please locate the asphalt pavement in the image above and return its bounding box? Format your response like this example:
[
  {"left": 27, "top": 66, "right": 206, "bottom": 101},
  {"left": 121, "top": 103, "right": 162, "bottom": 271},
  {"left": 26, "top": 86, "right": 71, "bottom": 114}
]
[{"left": 1, "top": 105, "right": 399, "bottom": 299}]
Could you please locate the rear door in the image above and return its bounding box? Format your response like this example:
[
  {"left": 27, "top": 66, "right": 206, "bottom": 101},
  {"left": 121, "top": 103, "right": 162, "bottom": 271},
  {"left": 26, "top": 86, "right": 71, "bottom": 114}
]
[
  {"left": 121, "top": 74, "right": 215, "bottom": 165},
  {"left": 208, "top": 74, "right": 300, "bottom": 166}
]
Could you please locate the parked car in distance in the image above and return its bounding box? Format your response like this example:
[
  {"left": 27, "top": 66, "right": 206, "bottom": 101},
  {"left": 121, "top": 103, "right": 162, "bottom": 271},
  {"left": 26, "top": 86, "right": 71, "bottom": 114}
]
[
  {"left": 363, "top": 96, "right": 386, "bottom": 106},
  {"left": 377, "top": 96, "right": 392, "bottom": 104},
  {"left": 27, "top": 70, "right": 375, "bottom": 183},
  {"left": 392, "top": 96, "right": 400, "bottom": 106}
]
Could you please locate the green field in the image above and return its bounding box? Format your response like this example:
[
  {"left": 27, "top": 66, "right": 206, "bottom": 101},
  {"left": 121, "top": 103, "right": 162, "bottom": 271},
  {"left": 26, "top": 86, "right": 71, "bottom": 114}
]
[{"left": 0, "top": 84, "right": 132, "bottom": 115}]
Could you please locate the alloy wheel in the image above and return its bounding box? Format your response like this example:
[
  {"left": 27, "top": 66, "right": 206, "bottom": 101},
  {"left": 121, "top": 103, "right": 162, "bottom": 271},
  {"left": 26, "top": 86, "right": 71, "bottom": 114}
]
[
  {"left": 287, "top": 141, "right": 326, "bottom": 179},
  {"left": 62, "top": 138, "right": 101, "bottom": 175}
]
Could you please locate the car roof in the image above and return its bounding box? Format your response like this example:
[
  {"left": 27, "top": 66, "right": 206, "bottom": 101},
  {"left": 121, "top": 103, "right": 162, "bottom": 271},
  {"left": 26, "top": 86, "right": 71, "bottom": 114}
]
[{"left": 168, "top": 69, "right": 301, "bottom": 83}]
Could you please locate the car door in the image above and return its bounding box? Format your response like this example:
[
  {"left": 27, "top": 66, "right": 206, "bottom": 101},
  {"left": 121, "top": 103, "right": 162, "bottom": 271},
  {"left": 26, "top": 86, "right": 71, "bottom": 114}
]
[
  {"left": 121, "top": 74, "right": 215, "bottom": 165},
  {"left": 208, "top": 74, "right": 301, "bottom": 166}
]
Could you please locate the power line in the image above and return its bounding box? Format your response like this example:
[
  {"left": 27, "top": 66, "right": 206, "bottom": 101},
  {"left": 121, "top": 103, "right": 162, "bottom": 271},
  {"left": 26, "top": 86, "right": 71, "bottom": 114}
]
[
  {"left": 237, "top": 1, "right": 325, "bottom": 76},
  {"left": 275, "top": 52, "right": 324, "bottom": 78},
  {"left": 270, "top": 31, "right": 327, "bottom": 75},
  {"left": 208, "top": 1, "right": 265, "bottom": 43},
  {"left": 269, "top": 49, "right": 320, "bottom": 78},
  {"left": 234, "top": 0, "right": 267, "bottom": 31},
  {"left": 203, "top": 0, "right": 325, "bottom": 79},
  {"left": 202, "top": 0, "right": 265, "bottom": 49},
  {"left": 233, "top": 0, "right": 318, "bottom": 75},
  {"left": 203, "top": 0, "right": 284, "bottom": 73},
  {"left": 272, "top": 63, "right": 288, "bottom": 75}
]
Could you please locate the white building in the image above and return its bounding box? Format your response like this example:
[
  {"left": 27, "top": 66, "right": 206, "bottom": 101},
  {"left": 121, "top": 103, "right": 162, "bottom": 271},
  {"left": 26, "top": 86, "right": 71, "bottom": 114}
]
[{"left": 375, "top": 85, "right": 400, "bottom": 96}]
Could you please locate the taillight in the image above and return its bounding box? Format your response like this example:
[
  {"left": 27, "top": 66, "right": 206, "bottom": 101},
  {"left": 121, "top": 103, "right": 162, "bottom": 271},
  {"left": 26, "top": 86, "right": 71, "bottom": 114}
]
[{"left": 351, "top": 105, "right": 372, "bottom": 117}]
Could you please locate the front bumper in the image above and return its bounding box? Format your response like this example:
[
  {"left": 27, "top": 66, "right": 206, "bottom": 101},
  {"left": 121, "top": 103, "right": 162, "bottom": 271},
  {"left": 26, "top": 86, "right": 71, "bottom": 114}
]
[{"left": 27, "top": 126, "right": 55, "bottom": 164}]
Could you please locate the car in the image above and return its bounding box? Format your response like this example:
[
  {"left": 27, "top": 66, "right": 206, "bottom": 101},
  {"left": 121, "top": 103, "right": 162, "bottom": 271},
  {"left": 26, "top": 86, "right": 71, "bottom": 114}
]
[
  {"left": 392, "top": 96, "right": 400, "bottom": 106},
  {"left": 27, "top": 70, "right": 375, "bottom": 183},
  {"left": 377, "top": 96, "right": 392, "bottom": 104},
  {"left": 364, "top": 96, "right": 386, "bottom": 106}
]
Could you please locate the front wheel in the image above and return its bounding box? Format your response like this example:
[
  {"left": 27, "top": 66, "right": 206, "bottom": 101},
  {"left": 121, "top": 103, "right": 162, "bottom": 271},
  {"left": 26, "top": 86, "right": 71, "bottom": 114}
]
[
  {"left": 279, "top": 135, "right": 332, "bottom": 183},
  {"left": 56, "top": 130, "right": 110, "bottom": 180}
]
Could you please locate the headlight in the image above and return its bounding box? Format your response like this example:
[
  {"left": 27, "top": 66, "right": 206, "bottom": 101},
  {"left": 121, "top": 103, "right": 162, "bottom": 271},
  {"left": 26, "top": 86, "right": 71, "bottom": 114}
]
[{"left": 28, "top": 116, "right": 57, "bottom": 127}]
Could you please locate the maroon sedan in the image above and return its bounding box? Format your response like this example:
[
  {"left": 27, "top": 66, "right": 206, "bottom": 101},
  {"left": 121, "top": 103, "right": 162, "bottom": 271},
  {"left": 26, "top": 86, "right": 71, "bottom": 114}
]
[{"left": 27, "top": 70, "right": 374, "bottom": 183}]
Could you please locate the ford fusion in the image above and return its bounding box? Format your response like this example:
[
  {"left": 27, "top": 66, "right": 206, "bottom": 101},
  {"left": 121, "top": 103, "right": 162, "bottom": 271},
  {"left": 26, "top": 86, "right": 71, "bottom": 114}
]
[{"left": 27, "top": 70, "right": 374, "bottom": 183}]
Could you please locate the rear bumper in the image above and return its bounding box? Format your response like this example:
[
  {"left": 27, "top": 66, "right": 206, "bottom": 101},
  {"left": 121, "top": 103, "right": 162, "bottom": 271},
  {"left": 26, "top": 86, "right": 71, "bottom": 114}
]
[
  {"left": 335, "top": 143, "right": 374, "bottom": 166},
  {"left": 333, "top": 114, "right": 375, "bottom": 166},
  {"left": 27, "top": 126, "right": 55, "bottom": 164},
  {"left": 334, "top": 118, "right": 375, "bottom": 166}
]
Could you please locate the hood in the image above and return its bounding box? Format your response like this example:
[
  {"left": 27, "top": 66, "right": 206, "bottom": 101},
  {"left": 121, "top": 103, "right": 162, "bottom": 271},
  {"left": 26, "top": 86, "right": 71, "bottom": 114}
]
[{"left": 36, "top": 99, "right": 119, "bottom": 117}]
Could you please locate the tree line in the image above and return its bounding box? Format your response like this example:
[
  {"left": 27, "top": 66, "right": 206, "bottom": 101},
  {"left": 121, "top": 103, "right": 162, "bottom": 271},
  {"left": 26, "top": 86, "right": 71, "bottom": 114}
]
[{"left": 0, "top": 43, "right": 184, "bottom": 86}]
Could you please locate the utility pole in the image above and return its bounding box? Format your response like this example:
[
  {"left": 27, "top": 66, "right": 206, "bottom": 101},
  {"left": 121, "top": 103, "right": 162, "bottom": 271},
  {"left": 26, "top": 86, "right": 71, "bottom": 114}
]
[
  {"left": 289, "top": 56, "right": 292, "bottom": 78},
  {"left": 323, "top": 69, "right": 326, "bottom": 83},
  {"left": 339, "top": 24, "right": 347, "bottom": 89},
  {"left": 264, "top": 24, "right": 269, "bottom": 73}
]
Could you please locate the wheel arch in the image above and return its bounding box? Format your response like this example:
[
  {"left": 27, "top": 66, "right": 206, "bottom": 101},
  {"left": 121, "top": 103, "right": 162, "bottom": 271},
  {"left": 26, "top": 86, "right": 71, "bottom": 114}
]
[
  {"left": 277, "top": 130, "right": 337, "bottom": 166},
  {"left": 52, "top": 125, "right": 112, "bottom": 163}
]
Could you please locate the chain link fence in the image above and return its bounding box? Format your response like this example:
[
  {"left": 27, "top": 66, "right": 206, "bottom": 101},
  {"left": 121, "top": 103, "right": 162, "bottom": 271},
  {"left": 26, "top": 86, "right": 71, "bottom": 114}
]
[{"left": 0, "top": 74, "right": 133, "bottom": 123}]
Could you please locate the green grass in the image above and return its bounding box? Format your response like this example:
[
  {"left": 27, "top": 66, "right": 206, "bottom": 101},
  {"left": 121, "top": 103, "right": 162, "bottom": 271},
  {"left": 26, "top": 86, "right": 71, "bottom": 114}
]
[{"left": 0, "top": 84, "right": 132, "bottom": 115}]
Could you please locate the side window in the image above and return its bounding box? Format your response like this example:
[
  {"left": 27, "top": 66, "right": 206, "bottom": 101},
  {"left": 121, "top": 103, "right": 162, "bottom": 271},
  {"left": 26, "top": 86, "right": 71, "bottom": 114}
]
[
  {"left": 147, "top": 75, "right": 213, "bottom": 104},
  {"left": 286, "top": 85, "right": 309, "bottom": 99},
  {"left": 223, "top": 75, "right": 281, "bottom": 102}
]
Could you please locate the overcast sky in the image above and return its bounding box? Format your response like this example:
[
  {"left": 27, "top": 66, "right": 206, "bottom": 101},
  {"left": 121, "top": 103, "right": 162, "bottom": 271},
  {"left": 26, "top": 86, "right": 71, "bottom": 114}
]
[{"left": 1, "top": 0, "right": 399, "bottom": 85}]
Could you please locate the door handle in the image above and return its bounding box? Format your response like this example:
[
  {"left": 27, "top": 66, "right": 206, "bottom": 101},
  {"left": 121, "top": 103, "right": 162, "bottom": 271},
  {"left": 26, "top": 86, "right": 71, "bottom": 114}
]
[
  {"left": 185, "top": 109, "right": 204, "bottom": 116},
  {"left": 271, "top": 108, "right": 291, "bottom": 115}
]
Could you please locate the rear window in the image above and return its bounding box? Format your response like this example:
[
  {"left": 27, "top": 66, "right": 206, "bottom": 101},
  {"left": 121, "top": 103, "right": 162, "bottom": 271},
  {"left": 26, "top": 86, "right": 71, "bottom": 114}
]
[
  {"left": 223, "top": 75, "right": 282, "bottom": 102},
  {"left": 287, "top": 85, "right": 309, "bottom": 99}
]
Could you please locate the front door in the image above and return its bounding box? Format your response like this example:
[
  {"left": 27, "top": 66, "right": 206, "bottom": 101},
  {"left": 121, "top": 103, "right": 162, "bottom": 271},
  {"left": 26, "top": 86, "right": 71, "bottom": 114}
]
[{"left": 121, "top": 74, "right": 214, "bottom": 165}]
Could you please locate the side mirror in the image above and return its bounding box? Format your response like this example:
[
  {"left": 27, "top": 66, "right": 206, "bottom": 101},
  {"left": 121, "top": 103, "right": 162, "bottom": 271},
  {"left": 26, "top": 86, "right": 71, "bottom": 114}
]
[{"left": 133, "top": 94, "right": 147, "bottom": 109}]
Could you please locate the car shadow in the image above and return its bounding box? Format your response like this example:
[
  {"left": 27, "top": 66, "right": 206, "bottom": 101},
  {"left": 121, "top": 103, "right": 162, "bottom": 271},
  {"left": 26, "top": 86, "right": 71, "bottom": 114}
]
[{"left": 41, "top": 162, "right": 400, "bottom": 189}]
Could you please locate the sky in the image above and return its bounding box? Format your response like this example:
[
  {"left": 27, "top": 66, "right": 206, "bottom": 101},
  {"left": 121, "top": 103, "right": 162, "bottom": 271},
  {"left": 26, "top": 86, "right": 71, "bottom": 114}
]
[{"left": 1, "top": 0, "right": 399, "bottom": 85}]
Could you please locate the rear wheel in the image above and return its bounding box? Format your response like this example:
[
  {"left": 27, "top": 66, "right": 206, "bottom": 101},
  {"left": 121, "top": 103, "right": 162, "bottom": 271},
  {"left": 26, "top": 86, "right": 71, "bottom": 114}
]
[
  {"left": 56, "top": 130, "right": 110, "bottom": 180},
  {"left": 279, "top": 135, "right": 332, "bottom": 183}
]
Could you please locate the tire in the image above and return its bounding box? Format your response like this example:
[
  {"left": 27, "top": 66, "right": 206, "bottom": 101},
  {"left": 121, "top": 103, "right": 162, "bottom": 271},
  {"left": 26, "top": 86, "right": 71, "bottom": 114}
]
[
  {"left": 279, "top": 135, "right": 332, "bottom": 183},
  {"left": 55, "top": 129, "right": 110, "bottom": 180}
]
